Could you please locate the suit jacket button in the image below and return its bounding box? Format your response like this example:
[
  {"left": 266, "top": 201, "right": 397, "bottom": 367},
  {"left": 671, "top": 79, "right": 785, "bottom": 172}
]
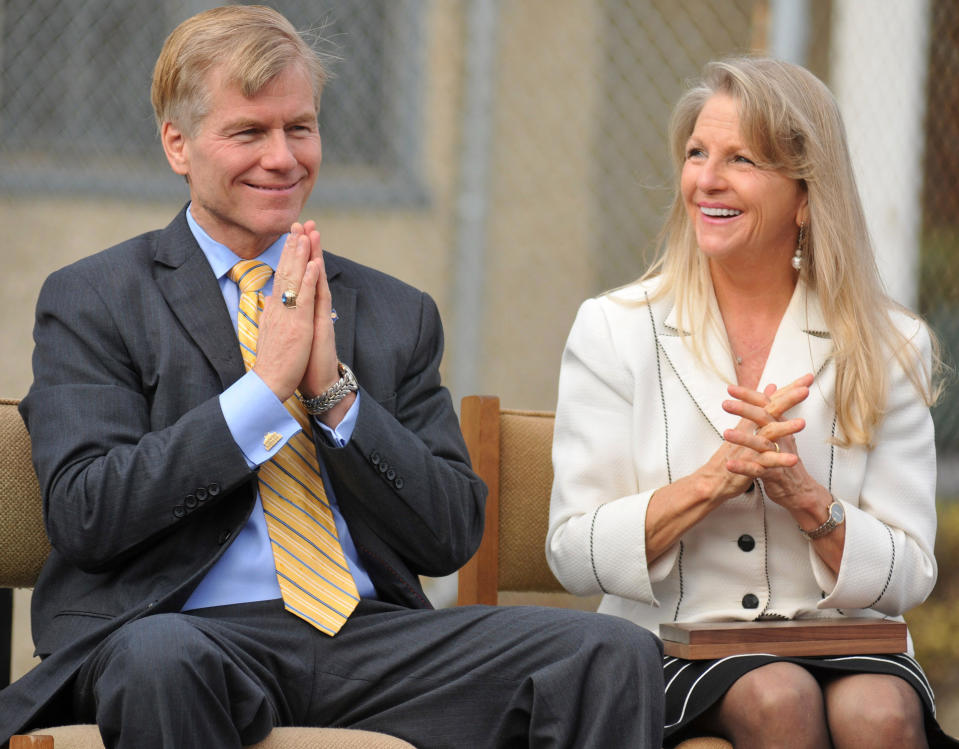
[
  {"left": 737, "top": 534, "right": 755, "bottom": 552},
  {"left": 369, "top": 451, "right": 381, "bottom": 465},
  {"left": 394, "top": 477, "right": 404, "bottom": 489},
  {"left": 184, "top": 494, "right": 198, "bottom": 509},
  {"left": 742, "top": 593, "right": 759, "bottom": 609},
  {"left": 173, "top": 505, "right": 187, "bottom": 518},
  {"left": 208, "top": 483, "right": 220, "bottom": 496},
  {"left": 195, "top": 487, "right": 208, "bottom": 501},
  {"left": 379, "top": 461, "right": 389, "bottom": 474},
  {"left": 386, "top": 468, "right": 396, "bottom": 481}
]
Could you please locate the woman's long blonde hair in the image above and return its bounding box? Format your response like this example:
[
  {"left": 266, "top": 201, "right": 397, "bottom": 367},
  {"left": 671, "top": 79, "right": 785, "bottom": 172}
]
[{"left": 640, "top": 57, "right": 939, "bottom": 447}]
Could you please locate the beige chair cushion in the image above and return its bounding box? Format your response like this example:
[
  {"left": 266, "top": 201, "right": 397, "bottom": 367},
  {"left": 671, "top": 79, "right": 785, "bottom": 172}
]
[
  {"left": 496, "top": 410, "right": 562, "bottom": 593},
  {"left": 27, "top": 725, "right": 727, "bottom": 748},
  {"left": 0, "top": 398, "right": 49, "bottom": 588},
  {"left": 674, "top": 738, "right": 733, "bottom": 748},
  {"left": 28, "top": 725, "right": 416, "bottom": 748}
]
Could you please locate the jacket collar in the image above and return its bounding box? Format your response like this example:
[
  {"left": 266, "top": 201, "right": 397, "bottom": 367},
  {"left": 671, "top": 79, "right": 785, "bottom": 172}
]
[
  {"left": 153, "top": 206, "right": 246, "bottom": 388},
  {"left": 657, "top": 281, "right": 833, "bottom": 437}
]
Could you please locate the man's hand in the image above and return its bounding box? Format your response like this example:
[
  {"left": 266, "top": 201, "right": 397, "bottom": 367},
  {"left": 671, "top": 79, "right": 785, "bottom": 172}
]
[
  {"left": 251, "top": 229, "right": 320, "bottom": 402},
  {"left": 295, "top": 221, "right": 356, "bottom": 427},
  {"left": 295, "top": 221, "right": 340, "bottom": 398}
]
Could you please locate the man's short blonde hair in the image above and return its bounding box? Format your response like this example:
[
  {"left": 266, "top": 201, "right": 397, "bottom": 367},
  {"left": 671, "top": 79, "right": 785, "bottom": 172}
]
[{"left": 151, "top": 4, "right": 327, "bottom": 135}]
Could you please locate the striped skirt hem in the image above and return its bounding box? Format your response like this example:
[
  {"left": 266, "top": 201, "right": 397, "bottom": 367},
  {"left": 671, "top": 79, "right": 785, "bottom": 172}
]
[{"left": 663, "top": 652, "right": 958, "bottom": 747}]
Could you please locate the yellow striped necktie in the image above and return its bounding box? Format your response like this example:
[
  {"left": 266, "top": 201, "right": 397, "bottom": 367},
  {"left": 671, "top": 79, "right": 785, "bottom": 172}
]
[{"left": 228, "top": 260, "right": 360, "bottom": 635}]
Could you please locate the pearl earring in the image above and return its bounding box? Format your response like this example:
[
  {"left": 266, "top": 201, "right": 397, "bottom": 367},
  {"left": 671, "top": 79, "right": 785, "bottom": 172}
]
[{"left": 792, "top": 221, "right": 806, "bottom": 271}]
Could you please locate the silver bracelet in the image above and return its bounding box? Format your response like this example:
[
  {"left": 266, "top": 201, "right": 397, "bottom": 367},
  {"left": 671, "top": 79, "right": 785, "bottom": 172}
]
[{"left": 297, "top": 362, "right": 358, "bottom": 415}]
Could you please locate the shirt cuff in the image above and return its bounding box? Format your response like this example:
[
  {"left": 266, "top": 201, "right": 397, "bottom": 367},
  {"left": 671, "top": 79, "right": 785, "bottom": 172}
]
[
  {"left": 314, "top": 391, "right": 361, "bottom": 447},
  {"left": 219, "top": 370, "right": 301, "bottom": 467}
]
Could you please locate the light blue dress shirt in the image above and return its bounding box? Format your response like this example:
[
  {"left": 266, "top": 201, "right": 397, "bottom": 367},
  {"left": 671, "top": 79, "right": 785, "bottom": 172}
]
[{"left": 181, "top": 207, "right": 376, "bottom": 610}]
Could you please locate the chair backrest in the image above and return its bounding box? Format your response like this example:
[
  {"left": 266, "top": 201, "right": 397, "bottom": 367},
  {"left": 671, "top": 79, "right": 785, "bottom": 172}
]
[
  {"left": 457, "top": 395, "right": 566, "bottom": 605},
  {"left": 0, "top": 398, "right": 50, "bottom": 588}
]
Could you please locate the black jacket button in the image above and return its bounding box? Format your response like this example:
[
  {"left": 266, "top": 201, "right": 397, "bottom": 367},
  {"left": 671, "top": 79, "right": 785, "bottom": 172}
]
[
  {"left": 208, "top": 483, "right": 220, "bottom": 496},
  {"left": 386, "top": 468, "right": 396, "bottom": 481},
  {"left": 173, "top": 505, "right": 186, "bottom": 518},
  {"left": 737, "top": 534, "right": 755, "bottom": 552},
  {"left": 379, "top": 461, "right": 389, "bottom": 474},
  {"left": 370, "top": 451, "right": 381, "bottom": 465},
  {"left": 394, "top": 477, "right": 404, "bottom": 489},
  {"left": 195, "top": 487, "right": 208, "bottom": 501},
  {"left": 184, "top": 494, "right": 198, "bottom": 509},
  {"left": 742, "top": 593, "right": 760, "bottom": 609}
]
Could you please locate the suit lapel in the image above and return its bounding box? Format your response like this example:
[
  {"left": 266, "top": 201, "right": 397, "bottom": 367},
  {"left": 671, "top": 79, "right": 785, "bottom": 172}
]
[
  {"left": 761, "top": 284, "right": 834, "bottom": 389},
  {"left": 325, "top": 253, "right": 358, "bottom": 367},
  {"left": 656, "top": 282, "right": 834, "bottom": 437},
  {"left": 153, "top": 209, "right": 246, "bottom": 388},
  {"left": 657, "top": 292, "right": 737, "bottom": 438}
]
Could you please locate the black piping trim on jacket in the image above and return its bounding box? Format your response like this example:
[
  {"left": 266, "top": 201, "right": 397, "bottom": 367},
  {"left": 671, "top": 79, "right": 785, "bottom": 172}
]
[
  {"left": 828, "top": 413, "right": 838, "bottom": 492},
  {"left": 756, "top": 481, "right": 774, "bottom": 619},
  {"left": 589, "top": 505, "right": 610, "bottom": 594},
  {"left": 646, "top": 292, "right": 686, "bottom": 619},
  {"left": 673, "top": 541, "right": 685, "bottom": 621},
  {"left": 647, "top": 293, "right": 673, "bottom": 485},
  {"left": 869, "top": 524, "right": 897, "bottom": 609}
]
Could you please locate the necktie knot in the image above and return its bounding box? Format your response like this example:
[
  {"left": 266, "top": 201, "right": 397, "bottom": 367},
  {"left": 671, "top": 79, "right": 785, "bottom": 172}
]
[{"left": 229, "top": 261, "right": 273, "bottom": 294}]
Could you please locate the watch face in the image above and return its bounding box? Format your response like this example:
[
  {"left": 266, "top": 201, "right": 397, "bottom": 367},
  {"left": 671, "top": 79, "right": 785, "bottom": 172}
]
[{"left": 830, "top": 502, "right": 844, "bottom": 523}]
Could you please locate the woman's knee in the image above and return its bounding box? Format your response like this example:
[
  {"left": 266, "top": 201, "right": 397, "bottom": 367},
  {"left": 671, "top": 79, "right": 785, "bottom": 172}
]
[
  {"left": 826, "top": 674, "right": 926, "bottom": 748},
  {"left": 740, "top": 663, "right": 821, "bottom": 712},
  {"left": 718, "top": 663, "right": 825, "bottom": 733}
]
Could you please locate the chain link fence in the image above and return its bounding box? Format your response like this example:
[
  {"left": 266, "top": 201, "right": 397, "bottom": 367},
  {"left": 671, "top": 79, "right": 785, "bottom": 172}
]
[
  {"left": 2, "top": 0, "right": 959, "bottom": 725},
  {"left": 2, "top": 1, "right": 956, "bottom": 467}
]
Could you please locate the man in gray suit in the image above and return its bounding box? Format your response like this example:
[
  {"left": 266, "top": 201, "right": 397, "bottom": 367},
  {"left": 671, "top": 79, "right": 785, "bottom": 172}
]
[{"left": 1, "top": 6, "right": 663, "bottom": 748}]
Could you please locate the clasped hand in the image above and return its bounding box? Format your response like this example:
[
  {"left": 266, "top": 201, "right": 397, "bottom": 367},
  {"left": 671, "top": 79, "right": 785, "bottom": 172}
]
[
  {"left": 702, "top": 373, "right": 821, "bottom": 511},
  {"left": 251, "top": 220, "right": 339, "bottom": 404}
]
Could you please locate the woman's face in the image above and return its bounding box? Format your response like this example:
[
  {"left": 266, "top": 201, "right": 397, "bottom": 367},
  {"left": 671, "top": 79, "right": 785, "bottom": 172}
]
[{"left": 681, "top": 93, "right": 807, "bottom": 267}]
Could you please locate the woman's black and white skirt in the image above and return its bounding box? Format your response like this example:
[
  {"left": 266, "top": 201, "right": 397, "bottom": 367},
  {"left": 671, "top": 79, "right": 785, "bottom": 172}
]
[{"left": 663, "top": 652, "right": 958, "bottom": 747}]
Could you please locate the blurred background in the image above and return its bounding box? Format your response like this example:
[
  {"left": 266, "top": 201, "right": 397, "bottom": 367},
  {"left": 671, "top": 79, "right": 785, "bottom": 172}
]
[{"left": 1, "top": 0, "right": 957, "bottom": 734}]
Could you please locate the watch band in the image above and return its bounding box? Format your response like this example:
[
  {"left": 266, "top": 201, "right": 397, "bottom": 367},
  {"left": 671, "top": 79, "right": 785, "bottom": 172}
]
[
  {"left": 798, "top": 500, "right": 844, "bottom": 541},
  {"left": 297, "top": 362, "right": 358, "bottom": 415}
]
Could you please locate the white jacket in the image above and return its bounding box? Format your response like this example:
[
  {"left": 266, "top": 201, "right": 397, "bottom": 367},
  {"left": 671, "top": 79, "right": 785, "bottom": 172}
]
[{"left": 547, "top": 278, "right": 937, "bottom": 647}]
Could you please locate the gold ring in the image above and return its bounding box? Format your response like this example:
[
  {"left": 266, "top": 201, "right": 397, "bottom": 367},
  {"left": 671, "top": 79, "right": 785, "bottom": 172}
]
[
  {"left": 773, "top": 442, "right": 781, "bottom": 453},
  {"left": 281, "top": 289, "right": 298, "bottom": 309}
]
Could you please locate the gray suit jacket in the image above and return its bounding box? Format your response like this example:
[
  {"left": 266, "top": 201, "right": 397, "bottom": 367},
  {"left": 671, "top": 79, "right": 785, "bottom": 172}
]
[{"left": 1, "top": 207, "right": 485, "bottom": 738}]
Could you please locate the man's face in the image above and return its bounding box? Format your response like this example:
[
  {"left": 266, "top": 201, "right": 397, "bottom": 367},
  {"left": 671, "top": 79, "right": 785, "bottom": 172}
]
[{"left": 162, "top": 64, "right": 321, "bottom": 258}]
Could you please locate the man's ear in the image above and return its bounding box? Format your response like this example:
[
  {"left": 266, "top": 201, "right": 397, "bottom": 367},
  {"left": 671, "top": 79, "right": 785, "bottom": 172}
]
[{"left": 161, "top": 121, "right": 190, "bottom": 177}]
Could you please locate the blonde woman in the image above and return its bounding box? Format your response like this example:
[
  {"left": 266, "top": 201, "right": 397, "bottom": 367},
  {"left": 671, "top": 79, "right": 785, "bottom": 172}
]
[{"left": 548, "top": 57, "right": 955, "bottom": 748}]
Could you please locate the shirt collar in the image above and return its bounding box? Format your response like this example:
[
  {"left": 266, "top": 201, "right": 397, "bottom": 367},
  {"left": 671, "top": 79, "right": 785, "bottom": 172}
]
[{"left": 185, "top": 203, "right": 286, "bottom": 280}]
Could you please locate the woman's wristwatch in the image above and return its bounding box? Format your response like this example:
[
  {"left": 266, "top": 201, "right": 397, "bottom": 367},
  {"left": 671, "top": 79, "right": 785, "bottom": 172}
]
[
  {"left": 798, "top": 500, "right": 845, "bottom": 541},
  {"left": 297, "top": 362, "right": 358, "bottom": 415}
]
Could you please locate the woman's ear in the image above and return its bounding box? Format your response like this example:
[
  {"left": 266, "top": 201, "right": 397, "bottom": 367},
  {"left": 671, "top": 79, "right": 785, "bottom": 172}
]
[{"left": 796, "top": 186, "right": 810, "bottom": 228}]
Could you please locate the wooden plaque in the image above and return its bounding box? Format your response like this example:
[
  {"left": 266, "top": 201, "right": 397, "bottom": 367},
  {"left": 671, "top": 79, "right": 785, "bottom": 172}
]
[{"left": 660, "top": 618, "right": 907, "bottom": 660}]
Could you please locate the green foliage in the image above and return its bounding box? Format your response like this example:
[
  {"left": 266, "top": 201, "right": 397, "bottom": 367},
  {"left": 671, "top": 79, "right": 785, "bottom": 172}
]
[
  {"left": 919, "top": 229, "right": 959, "bottom": 452},
  {"left": 919, "top": 227, "right": 959, "bottom": 309},
  {"left": 906, "top": 500, "right": 959, "bottom": 691}
]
